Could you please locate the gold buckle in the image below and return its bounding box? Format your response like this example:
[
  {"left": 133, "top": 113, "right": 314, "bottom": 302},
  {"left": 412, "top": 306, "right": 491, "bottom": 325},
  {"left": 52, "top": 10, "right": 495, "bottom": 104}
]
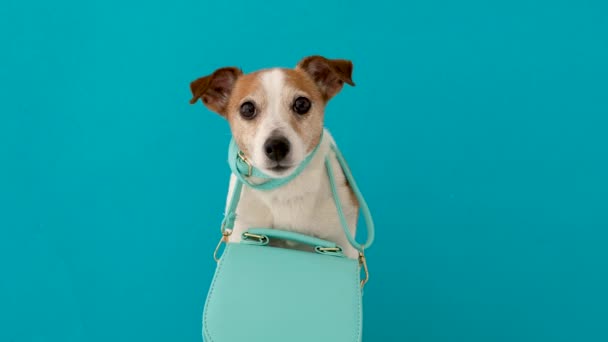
[
  {"left": 237, "top": 151, "right": 253, "bottom": 177},
  {"left": 359, "top": 251, "right": 369, "bottom": 288},
  {"left": 213, "top": 230, "right": 232, "bottom": 262}
]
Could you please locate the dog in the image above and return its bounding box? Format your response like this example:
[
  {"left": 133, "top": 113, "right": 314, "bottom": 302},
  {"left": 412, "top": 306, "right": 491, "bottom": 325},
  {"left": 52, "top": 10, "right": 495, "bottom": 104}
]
[{"left": 189, "top": 55, "right": 360, "bottom": 259}]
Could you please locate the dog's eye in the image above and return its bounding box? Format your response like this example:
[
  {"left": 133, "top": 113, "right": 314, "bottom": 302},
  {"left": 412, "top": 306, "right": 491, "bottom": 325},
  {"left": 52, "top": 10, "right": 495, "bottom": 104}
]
[
  {"left": 292, "top": 97, "right": 311, "bottom": 115},
  {"left": 240, "top": 101, "right": 256, "bottom": 119}
]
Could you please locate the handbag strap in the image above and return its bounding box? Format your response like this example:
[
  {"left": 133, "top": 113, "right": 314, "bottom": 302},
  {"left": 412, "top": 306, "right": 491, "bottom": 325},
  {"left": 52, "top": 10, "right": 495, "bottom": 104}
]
[
  {"left": 220, "top": 137, "right": 375, "bottom": 253},
  {"left": 227, "top": 131, "right": 324, "bottom": 191},
  {"left": 324, "top": 143, "right": 375, "bottom": 252}
]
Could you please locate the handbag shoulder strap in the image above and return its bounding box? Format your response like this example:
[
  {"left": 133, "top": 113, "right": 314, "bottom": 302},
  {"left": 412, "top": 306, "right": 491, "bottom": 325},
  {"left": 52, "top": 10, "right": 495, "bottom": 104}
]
[
  {"left": 220, "top": 178, "right": 242, "bottom": 235},
  {"left": 324, "top": 143, "right": 375, "bottom": 253},
  {"left": 220, "top": 141, "right": 375, "bottom": 253}
]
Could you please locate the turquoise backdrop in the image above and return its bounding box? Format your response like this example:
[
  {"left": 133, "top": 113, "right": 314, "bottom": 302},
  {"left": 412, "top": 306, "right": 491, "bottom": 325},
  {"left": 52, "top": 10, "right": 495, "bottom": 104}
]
[{"left": 1, "top": 0, "right": 607, "bottom": 341}]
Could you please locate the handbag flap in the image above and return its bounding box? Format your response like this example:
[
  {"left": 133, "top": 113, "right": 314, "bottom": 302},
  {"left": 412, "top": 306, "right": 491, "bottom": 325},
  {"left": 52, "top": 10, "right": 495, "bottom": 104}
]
[{"left": 203, "top": 242, "right": 362, "bottom": 342}]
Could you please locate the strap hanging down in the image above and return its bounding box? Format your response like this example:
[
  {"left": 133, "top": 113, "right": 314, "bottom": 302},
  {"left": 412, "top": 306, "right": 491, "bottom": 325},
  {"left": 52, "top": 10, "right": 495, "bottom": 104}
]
[
  {"left": 220, "top": 179, "right": 242, "bottom": 235},
  {"left": 325, "top": 143, "right": 375, "bottom": 252},
  {"left": 220, "top": 137, "right": 374, "bottom": 252}
]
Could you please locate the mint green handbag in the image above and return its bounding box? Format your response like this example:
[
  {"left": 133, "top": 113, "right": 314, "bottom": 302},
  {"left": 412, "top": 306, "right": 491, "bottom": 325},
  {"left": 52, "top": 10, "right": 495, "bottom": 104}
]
[{"left": 202, "top": 133, "right": 375, "bottom": 342}]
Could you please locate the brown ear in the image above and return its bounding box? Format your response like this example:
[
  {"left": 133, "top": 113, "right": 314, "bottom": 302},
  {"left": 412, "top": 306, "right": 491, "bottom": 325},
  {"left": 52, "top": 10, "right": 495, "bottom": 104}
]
[
  {"left": 296, "top": 55, "right": 355, "bottom": 101},
  {"left": 189, "top": 67, "right": 243, "bottom": 115}
]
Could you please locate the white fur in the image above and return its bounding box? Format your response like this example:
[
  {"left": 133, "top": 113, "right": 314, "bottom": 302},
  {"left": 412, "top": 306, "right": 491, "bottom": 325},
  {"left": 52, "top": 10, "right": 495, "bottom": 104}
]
[
  {"left": 225, "top": 128, "right": 360, "bottom": 259},
  {"left": 251, "top": 69, "right": 306, "bottom": 177}
]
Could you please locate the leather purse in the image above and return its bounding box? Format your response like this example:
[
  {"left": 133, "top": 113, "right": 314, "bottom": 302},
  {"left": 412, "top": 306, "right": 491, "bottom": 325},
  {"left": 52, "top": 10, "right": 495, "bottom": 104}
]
[{"left": 202, "top": 133, "right": 375, "bottom": 342}]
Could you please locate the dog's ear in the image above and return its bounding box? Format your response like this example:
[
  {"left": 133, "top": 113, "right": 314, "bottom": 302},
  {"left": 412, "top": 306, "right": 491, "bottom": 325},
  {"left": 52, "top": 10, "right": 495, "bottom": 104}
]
[
  {"left": 296, "top": 55, "right": 355, "bottom": 101},
  {"left": 189, "top": 67, "right": 243, "bottom": 116}
]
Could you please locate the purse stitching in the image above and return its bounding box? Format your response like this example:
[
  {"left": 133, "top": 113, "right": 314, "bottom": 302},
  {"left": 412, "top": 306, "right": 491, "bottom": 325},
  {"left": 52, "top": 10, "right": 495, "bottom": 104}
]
[{"left": 203, "top": 244, "right": 232, "bottom": 342}]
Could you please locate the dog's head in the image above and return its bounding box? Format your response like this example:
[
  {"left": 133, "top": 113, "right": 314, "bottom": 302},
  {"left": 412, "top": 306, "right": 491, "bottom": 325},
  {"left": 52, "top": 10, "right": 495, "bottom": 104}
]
[{"left": 189, "top": 55, "right": 355, "bottom": 177}]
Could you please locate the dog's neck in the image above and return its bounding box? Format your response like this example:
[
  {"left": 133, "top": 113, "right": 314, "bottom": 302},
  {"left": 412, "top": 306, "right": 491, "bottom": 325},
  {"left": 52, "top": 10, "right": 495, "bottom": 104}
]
[
  {"left": 243, "top": 131, "right": 333, "bottom": 211},
  {"left": 229, "top": 130, "right": 325, "bottom": 191},
  {"left": 249, "top": 131, "right": 334, "bottom": 233}
]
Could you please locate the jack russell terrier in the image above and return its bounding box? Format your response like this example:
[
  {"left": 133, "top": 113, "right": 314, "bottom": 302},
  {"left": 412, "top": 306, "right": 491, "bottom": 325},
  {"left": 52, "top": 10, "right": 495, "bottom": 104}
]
[{"left": 189, "top": 55, "right": 361, "bottom": 259}]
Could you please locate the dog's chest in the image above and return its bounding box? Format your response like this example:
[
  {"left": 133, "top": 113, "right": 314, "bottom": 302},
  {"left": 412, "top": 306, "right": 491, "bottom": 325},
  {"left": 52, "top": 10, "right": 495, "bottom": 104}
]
[
  {"left": 255, "top": 171, "right": 339, "bottom": 237},
  {"left": 272, "top": 194, "right": 333, "bottom": 231}
]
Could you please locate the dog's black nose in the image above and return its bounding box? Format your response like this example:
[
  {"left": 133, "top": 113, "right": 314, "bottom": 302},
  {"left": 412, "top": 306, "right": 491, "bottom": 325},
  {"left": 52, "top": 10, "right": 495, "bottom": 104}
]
[{"left": 264, "top": 137, "right": 290, "bottom": 162}]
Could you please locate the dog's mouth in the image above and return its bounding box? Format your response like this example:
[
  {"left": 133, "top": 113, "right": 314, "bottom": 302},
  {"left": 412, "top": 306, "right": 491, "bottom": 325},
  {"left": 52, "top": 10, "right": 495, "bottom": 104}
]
[
  {"left": 271, "top": 165, "right": 290, "bottom": 172},
  {"left": 265, "top": 163, "right": 295, "bottom": 176}
]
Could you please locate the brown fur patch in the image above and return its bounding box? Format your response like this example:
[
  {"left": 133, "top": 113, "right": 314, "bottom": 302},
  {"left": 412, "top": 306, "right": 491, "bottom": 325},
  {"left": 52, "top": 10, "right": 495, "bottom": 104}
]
[
  {"left": 282, "top": 69, "right": 324, "bottom": 101},
  {"left": 282, "top": 69, "right": 326, "bottom": 153},
  {"left": 223, "top": 71, "right": 268, "bottom": 156},
  {"left": 227, "top": 72, "right": 265, "bottom": 111},
  {"left": 296, "top": 56, "right": 355, "bottom": 101},
  {"left": 189, "top": 67, "right": 243, "bottom": 115}
]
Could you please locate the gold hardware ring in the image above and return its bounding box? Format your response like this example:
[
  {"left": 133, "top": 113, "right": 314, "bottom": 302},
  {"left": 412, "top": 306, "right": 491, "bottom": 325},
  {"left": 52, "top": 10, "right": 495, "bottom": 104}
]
[
  {"left": 213, "top": 230, "right": 232, "bottom": 262},
  {"left": 237, "top": 151, "right": 253, "bottom": 177},
  {"left": 359, "top": 251, "right": 369, "bottom": 288}
]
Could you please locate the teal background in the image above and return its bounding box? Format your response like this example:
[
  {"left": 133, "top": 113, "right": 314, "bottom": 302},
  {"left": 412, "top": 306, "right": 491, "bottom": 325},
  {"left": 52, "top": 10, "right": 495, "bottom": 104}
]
[{"left": 1, "top": 0, "right": 607, "bottom": 341}]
